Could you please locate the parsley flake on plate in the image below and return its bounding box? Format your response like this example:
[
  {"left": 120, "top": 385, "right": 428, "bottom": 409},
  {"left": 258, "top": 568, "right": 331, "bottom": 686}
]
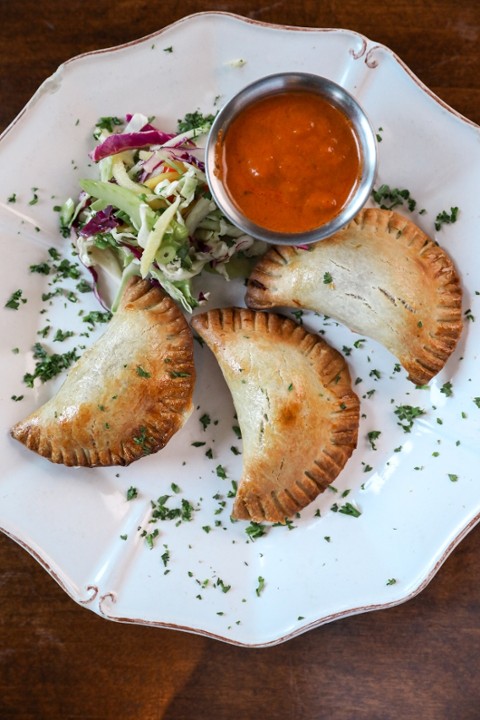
[
  {"left": 5, "top": 289, "right": 27, "bottom": 310},
  {"left": 394, "top": 404, "right": 426, "bottom": 433},
  {"left": 435, "top": 206, "right": 459, "bottom": 231}
]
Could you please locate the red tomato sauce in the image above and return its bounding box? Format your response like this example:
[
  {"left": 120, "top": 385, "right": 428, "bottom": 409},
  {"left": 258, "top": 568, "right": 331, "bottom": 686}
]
[{"left": 216, "top": 90, "right": 362, "bottom": 234}]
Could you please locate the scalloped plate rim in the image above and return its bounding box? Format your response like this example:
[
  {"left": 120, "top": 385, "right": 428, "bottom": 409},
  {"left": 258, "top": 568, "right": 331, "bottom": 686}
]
[{"left": 1, "top": 11, "right": 479, "bottom": 647}]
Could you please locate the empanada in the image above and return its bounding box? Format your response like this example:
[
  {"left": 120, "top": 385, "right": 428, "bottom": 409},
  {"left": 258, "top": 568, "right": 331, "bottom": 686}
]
[
  {"left": 246, "top": 208, "right": 463, "bottom": 385},
  {"left": 11, "top": 277, "right": 195, "bottom": 466},
  {"left": 191, "top": 308, "right": 359, "bottom": 523}
]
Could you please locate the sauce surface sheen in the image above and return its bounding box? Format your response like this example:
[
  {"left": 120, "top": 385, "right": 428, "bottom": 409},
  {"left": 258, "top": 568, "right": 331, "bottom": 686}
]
[{"left": 218, "top": 90, "right": 362, "bottom": 234}]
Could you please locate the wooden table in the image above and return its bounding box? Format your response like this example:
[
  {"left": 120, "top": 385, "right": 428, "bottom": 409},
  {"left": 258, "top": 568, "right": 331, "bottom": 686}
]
[{"left": 1, "top": 2, "right": 479, "bottom": 718}]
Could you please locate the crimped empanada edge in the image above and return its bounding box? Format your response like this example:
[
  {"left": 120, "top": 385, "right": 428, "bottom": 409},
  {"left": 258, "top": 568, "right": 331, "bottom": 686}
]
[
  {"left": 11, "top": 278, "right": 195, "bottom": 467},
  {"left": 192, "top": 307, "right": 360, "bottom": 523},
  {"left": 245, "top": 208, "right": 464, "bottom": 385}
]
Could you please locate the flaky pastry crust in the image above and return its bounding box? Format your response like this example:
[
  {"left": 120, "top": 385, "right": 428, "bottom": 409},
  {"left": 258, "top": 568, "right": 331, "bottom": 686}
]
[
  {"left": 246, "top": 208, "right": 463, "bottom": 385},
  {"left": 191, "top": 307, "right": 359, "bottom": 523},
  {"left": 11, "top": 277, "right": 195, "bottom": 466}
]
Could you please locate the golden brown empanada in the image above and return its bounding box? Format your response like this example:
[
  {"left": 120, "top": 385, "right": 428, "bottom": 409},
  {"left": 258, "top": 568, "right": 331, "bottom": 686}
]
[
  {"left": 246, "top": 208, "right": 463, "bottom": 385},
  {"left": 11, "top": 277, "right": 195, "bottom": 466},
  {"left": 191, "top": 308, "right": 359, "bottom": 523}
]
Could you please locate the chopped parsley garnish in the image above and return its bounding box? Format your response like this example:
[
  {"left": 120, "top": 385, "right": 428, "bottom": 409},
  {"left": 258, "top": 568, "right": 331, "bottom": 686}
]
[
  {"left": 42, "top": 288, "right": 64, "bottom": 302},
  {"left": 394, "top": 404, "right": 426, "bottom": 433},
  {"left": 367, "top": 430, "right": 381, "bottom": 450},
  {"left": 133, "top": 425, "right": 155, "bottom": 455},
  {"left": 5, "top": 289, "right": 27, "bottom": 310},
  {"left": 161, "top": 546, "right": 171, "bottom": 568},
  {"left": 29, "top": 187, "right": 39, "bottom": 206},
  {"left": 440, "top": 381, "right": 453, "bottom": 397},
  {"left": 148, "top": 494, "right": 196, "bottom": 524},
  {"left": 53, "top": 329, "right": 74, "bottom": 342},
  {"left": 386, "top": 578, "right": 397, "bottom": 586},
  {"left": 36, "top": 326, "right": 50, "bottom": 339},
  {"left": 331, "top": 501, "right": 362, "bottom": 518},
  {"left": 199, "top": 413, "right": 211, "bottom": 431},
  {"left": 216, "top": 578, "right": 231, "bottom": 594},
  {"left": 255, "top": 576, "right": 265, "bottom": 597},
  {"left": 227, "top": 480, "right": 238, "bottom": 498},
  {"left": 216, "top": 464, "right": 227, "bottom": 479},
  {"left": 53, "top": 257, "right": 81, "bottom": 280},
  {"left": 232, "top": 425, "right": 242, "bottom": 439},
  {"left": 82, "top": 310, "right": 112, "bottom": 326},
  {"left": 372, "top": 184, "right": 419, "bottom": 212},
  {"left": 435, "top": 206, "right": 459, "bottom": 231},
  {"left": 245, "top": 522, "right": 267, "bottom": 540},
  {"left": 29, "top": 262, "right": 50, "bottom": 275},
  {"left": 48, "top": 247, "right": 61, "bottom": 261},
  {"left": 76, "top": 279, "right": 92, "bottom": 293},
  {"left": 323, "top": 271, "right": 333, "bottom": 284},
  {"left": 144, "top": 528, "right": 159, "bottom": 549},
  {"left": 177, "top": 111, "right": 215, "bottom": 133},
  {"left": 448, "top": 473, "right": 459, "bottom": 482},
  {"left": 291, "top": 309, "right": 304, "bottom": 324},
  {"left": 93, "top": 116, "right": 122, "bottom": 139},
  {"left": 66, "top": 290, "right": 78, "bottom": 304},
  {"left": 126, "top": 486, "right": 138, "bottom": 501},
  {"left": 136, "top": 365, "right": 151, "bottom": 378},
  {"left": 23, "top": 343, "right": 80, "bottom": 387}
]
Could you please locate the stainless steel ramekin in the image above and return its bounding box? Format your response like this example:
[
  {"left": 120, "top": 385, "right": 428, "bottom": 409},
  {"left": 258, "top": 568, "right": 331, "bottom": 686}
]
[{"left": 205, "top": 72, "right": 377, "bottom": 245}]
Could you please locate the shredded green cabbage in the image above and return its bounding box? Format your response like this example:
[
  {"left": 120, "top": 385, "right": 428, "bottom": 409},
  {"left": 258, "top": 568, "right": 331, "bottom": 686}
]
[{"left": 64, "top": 112, "right": 265, "bottom": 312}]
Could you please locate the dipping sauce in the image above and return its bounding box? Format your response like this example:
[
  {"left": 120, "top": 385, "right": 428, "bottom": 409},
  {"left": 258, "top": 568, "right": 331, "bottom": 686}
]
[{"left": 216, "top": 90, "right": 362, "bottom": 234}]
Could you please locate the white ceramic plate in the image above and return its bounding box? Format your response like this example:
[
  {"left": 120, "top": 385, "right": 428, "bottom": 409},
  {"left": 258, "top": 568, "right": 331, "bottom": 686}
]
[{"left": 1, "top": 12, "right": 479, "bottom": 647}]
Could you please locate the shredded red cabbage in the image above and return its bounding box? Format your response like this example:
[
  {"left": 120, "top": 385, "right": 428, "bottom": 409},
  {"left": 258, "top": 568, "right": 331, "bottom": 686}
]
[
  {"left": 79, "top": 206, "right": 119, "bottom": 236},
  {"left": 194, "top": 239, "right": 212, "bottom": 253},
  {"left": 139, "top": 154, "right": 165, "bottom": 181},
  {"left": 90, "top": 129, "right": 175, "bottom": 162},
  {"left": 123, "top": 243, "right": 143, "bottom": 260},
  {"left": 177, "top": 150, "right": 205, "bottom": 172}
]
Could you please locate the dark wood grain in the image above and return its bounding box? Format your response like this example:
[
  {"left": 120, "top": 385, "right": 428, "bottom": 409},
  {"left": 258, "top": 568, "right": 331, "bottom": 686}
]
[{"left": 1, "top": 2, "right": 480, "bottom": 719}]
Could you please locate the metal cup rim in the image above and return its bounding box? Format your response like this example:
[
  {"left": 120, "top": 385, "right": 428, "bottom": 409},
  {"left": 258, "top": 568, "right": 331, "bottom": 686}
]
[{"left": 205, "top": 72, "right": 377, "bottom": 245}]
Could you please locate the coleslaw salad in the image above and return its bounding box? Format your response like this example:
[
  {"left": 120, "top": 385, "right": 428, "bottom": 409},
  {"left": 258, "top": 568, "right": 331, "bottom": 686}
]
[{"left": 61, "top": 112, "right": 266, "bottom": 312}]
